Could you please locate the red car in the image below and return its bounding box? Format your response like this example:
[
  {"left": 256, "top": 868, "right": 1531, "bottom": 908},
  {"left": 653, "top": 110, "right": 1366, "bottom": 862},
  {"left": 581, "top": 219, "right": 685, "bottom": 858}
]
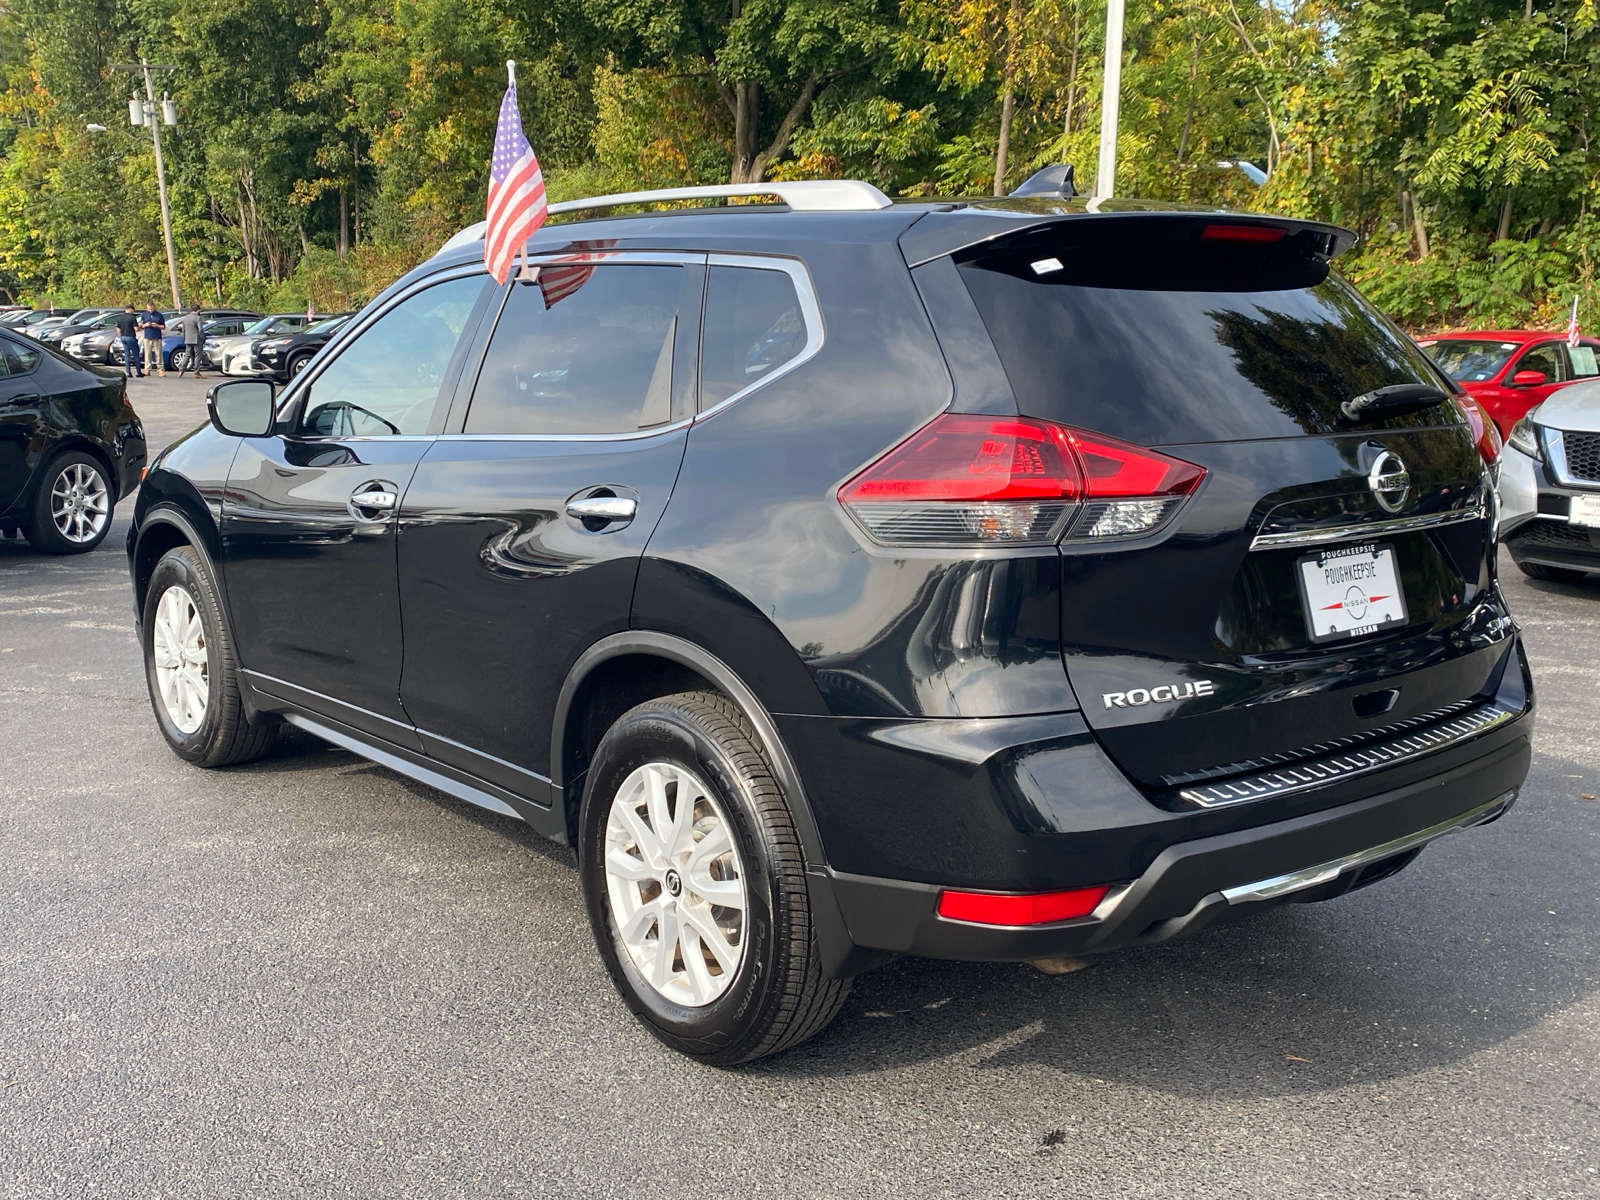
[{"left": 1419, "top": 329, "right": 1600, "bottom": 439}]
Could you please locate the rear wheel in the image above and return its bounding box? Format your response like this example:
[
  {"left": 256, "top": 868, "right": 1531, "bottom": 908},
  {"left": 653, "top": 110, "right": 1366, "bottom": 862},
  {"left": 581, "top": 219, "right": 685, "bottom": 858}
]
[
  {"left": 1517, "top": 560, "right": 1587, "bottom": 582},
  {"left": 142, "top": 545, "right": 278, "bottom": 766},
  {"left": 170, "top": 346, "right": 192, "bottom": 372},
  {"left": 579, "top": 691, "right": 848, "bottom": 1065},
  {"left": 23, "top": 451, "right": 113, "bottom": 554}
]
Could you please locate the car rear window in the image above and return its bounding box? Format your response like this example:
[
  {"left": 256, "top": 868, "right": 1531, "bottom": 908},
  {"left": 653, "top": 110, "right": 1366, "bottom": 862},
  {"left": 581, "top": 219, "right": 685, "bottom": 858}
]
[{"left": 956, "top": 220, "right": 1454, "bottom": 446}]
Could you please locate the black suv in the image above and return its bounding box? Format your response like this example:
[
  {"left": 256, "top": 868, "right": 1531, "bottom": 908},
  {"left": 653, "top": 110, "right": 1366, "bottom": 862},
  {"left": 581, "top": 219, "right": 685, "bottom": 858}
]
[
  {"left": 127, "top": 180, "right": 1532, "bottom": 1065},
  {"left": 1, "top": 328, "right": 144, "bottom": 553}
]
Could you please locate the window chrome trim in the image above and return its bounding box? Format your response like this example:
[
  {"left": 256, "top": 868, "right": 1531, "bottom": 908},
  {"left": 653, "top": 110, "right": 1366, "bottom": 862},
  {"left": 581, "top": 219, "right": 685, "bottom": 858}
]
[
  {"left": 1220, "top": 787, "right": 1517, "bottom": 904},
  {"left": 696, "top": 253, "right": 825, "bottom": 421},
  {"left": 1249, "top": 505, "right": 1486, "bottom": 551},
  {"left": 1177, "top": 701, "right": 1521, "bottom": 809}
]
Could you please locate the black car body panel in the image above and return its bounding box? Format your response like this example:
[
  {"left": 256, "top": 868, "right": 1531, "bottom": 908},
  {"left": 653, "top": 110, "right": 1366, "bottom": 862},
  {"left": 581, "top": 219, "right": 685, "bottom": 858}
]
[
  {"left": 253, "top": 315, "right": 354, "bottom": 380},
  {"left": 0, "top": 332, "right": 144, "bottom": 523},
  {"left": 127, "top": 195, "right": 1532, "bottom": 979}
]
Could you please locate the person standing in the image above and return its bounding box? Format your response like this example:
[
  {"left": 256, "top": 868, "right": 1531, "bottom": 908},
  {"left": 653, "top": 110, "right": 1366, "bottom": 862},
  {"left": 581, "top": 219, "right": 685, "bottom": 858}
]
[
  {"left": 115, "top": 305, "right": 142, "bottom": 378},
  {"left": 175, "top": 304, "right": 206, "bottom": 378},
  {"left": 139, "top": 304, "right": 166, "bottom": 377}
]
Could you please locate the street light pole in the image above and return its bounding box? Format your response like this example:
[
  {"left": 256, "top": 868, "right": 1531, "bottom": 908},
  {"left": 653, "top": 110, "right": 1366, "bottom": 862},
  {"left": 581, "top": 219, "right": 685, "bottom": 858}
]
[
  {"left": 112, "top": 59, "right": 182, "bottom": 309},
  {"left": 1095, "top": 0, "right": 1126, "bottom": 199}
]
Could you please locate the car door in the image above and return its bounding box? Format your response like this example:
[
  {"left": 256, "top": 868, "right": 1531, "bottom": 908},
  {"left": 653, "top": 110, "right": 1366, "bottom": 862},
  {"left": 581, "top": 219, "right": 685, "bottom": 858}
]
[
  {"left": 395, "top": 252, "right": 704, "bottom": 798},
  {"left": 1501, "top": 340, "right": 1568, "bottom": 424},
  {"left": 0, "top": 336, "right": 44, "bottom": 514},
  {"left": 221, "top": 269, "right": 495, "bottom": 747}
]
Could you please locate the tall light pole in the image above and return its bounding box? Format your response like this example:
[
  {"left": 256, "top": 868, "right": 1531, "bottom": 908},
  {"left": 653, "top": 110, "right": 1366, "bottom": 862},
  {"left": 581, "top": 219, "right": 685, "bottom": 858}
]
[
  {"left": 1095, "top": 0, "right": 1126, "bottom": 199},
  {"left": 111, "top": 59, "right": 181, "bottom": 309}
]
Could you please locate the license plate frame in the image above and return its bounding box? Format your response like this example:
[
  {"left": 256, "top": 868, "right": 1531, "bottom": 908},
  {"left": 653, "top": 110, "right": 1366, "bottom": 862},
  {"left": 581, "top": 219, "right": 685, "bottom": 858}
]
[
  {"left": 1296, "top": 541, "right": 1409, "bottom": 644},
  {"left": 1569, "top": 494, "right": 1600, "bottom": 529}
]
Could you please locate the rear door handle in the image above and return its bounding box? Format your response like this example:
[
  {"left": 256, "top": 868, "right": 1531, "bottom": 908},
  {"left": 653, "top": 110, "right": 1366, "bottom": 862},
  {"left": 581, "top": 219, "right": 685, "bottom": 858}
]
[{"left": 566, "top": 495, "right": 637, "bottom": 526}]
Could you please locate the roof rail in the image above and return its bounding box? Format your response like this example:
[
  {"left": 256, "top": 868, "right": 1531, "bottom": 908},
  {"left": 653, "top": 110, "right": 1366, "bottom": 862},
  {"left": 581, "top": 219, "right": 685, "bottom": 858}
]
[{"left": 435, "top": 179, "right": 894, "bottom": 256}]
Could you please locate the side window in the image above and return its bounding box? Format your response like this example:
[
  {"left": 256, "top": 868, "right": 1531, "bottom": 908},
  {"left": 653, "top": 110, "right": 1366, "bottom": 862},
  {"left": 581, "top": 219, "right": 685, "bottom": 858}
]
[
  {"left": 699, "top": 265, "right": 807, "bottom": 409},
  {"left": 465, "top": 264, "right": 687, "bottom": 435},
  {"left": 301, "top": 274, "right": 486, "bottom": 437},
  {"left": 1515, "top": 343, "right": 1562, "bottom": 383},
  {"left": 1567, "top": 343, "right": 1599, "bottom": 378},
  {"left": 0, "top": 338, "right": 40, "bottom": 375}
]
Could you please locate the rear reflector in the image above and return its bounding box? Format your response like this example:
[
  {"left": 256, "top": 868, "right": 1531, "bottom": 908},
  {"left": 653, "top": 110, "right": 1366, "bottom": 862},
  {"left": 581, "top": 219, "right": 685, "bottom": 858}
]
[
  {"left": 938, "top": 886, "right": 1111, "bottom": 926},
  {"left": 1452, "top": 394, "right": 1501, "bottom": 464},
  {"left": 1201, "top": 224, "right": 1286, "bottom": 243},
  {"left": 839, "top": 414, "right": 1205, "bottom": 547}
]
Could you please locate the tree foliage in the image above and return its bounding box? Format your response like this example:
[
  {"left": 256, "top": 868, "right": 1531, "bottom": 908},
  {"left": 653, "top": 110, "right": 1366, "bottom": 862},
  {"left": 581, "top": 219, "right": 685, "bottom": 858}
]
[{"left": 1, "top": 0, "right": 1598, "bottom": 329}]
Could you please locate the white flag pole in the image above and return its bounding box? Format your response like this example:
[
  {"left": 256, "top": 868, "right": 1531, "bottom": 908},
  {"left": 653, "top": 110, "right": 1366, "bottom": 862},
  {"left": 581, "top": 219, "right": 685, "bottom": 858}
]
[{"left": 1095, "top": 0, "right": 1126, "bottom": 199}]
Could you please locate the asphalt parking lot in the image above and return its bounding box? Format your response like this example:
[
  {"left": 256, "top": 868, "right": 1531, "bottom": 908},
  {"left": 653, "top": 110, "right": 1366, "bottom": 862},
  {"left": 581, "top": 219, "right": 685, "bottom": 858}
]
[{"left": 2, "top": 376, "right": 1597, "bottom": 1198}]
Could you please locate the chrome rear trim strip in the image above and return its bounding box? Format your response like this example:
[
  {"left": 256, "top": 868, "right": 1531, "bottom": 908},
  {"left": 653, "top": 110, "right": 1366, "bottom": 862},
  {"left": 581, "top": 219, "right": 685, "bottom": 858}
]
[
  {"left": 1220, "top": 788, "right": 1517, "bottom": 904},
  {"left": 1177, "top": 702, "right": 1520, "bottom": 809},
  {"left": 1250, "top": 506, "right": 1485, "bottom": 551}
]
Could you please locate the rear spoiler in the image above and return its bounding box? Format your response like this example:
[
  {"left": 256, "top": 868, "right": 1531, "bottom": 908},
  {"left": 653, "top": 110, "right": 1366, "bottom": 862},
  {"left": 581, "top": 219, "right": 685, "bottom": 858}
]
[{"left": 898, "top": 199, "right": 1357, "bottom": 269}]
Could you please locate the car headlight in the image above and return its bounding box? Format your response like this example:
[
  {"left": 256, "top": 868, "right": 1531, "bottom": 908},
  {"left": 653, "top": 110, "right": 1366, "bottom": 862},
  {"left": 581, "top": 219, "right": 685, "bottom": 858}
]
[{"left": 1507, "top": 417, "right": 1541, "bottom": 459}]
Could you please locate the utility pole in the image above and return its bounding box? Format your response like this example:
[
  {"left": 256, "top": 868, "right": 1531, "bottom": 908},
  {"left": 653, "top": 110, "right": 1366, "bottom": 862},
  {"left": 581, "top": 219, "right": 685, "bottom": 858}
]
[
  {"left": 1095, "top": 0, "right": 1126, "bottom": 199},
  {"left": 112, "top": 59, "right": 181, "bottom": 309}
]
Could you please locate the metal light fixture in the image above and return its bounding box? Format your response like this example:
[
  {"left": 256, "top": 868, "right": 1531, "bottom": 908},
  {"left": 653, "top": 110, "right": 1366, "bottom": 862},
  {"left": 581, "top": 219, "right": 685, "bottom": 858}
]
[
  {"left": 85, "top": 123, "right": 108, "bottom": 133},
  {"left": 128, "top": 95, "right": 145, "bottom": 126}
]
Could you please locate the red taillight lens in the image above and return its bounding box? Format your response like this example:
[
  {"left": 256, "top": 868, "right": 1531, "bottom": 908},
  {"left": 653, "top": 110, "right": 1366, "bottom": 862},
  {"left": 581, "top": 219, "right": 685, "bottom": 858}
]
[
  {"left": 838, "top": 414, "right": 1206, "bottom": 546},
  {"left": 1453, "top": 394, "right": 1501, "bottom": 464},
  {"left": 937, "top": 885, "right": 1111, "bottom": 926},
  {"left": 1201, "top": 223, "right": 1286, "bottom": 243}
]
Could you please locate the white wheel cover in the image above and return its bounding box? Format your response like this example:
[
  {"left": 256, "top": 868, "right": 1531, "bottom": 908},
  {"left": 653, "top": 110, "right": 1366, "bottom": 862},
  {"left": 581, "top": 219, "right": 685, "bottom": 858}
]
[
  {"left": 151, "top": 585, "right": 210, "bottom": 734},
  {"left": 604, "top": 762, "right": 747, "bottom": 1007}
]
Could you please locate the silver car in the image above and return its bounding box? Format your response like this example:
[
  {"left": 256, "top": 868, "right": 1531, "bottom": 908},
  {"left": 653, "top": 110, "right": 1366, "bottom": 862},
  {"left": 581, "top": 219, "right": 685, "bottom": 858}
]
[{"left": 1498, "top": 375, "right": 1600, "bottom": 581}]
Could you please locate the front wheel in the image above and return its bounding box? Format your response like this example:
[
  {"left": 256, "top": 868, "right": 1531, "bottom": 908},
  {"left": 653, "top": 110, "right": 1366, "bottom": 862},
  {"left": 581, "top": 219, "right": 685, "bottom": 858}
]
[
  {"left": 142, "top": 545, "right": 278, "bottom": 766},
  {"left": 288, "top": 352, "right": 312, "bottom": 378},
  {"left": 579, "top": 691, "right": 848, "bottom": 1065},
  {"left": 1517, "top": 560, "right": 1587, "bottom": 582}
]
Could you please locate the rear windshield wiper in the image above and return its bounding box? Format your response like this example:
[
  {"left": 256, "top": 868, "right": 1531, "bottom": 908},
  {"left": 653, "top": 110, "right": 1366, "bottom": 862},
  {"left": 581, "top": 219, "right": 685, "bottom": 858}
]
[{"left": 1339, "top": 384, "right": 1448, "bottom": 425}]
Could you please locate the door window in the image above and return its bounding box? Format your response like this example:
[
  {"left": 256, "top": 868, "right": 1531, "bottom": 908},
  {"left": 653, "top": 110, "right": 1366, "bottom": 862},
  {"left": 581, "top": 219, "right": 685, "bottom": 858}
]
[
  {"left": 0, "top": 337, "right": 40, "bottom": 375},
  {"left": 1566, "top": 343, "right": 1599, "bottom": 378},
  {"left": 301, "top": 274, "right": 487, "bottom": 437},
  {"left": 1513, "top": 343, "right": 1563, "bottom": 383},
  {"left": 700, "top": 265, "right": 807, "bottom": 409},
  {"left": 465, "top": 264, "right": 687, "bottom": 435}
]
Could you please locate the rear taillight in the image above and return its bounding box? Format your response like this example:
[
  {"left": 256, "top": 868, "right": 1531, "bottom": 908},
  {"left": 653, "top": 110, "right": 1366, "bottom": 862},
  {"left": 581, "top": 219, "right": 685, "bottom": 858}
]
[
  {"left": 937, "top": 885, "right": 1111, "bottom": 926},
  {"left": 1453, "top": 394, "right": 1501, "bottom": 464},
  {"left": 838, "top": 414, "right": 1205, "bottom": 547}
]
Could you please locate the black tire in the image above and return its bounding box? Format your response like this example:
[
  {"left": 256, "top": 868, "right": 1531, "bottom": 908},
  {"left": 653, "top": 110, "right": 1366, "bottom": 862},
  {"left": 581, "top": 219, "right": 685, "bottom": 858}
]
[
  {"left": 170, "top": 346, "right": 191, "bottom": 372},
  {"left": 288, "top": 352, "right": 312, "bottom": 378},
  {"left": 142, "top": 545, "right": 279, "bottom": 766},
  {"left": 1517, "top": 560, "right": 1587, "bottom": 582},
  {"left": 579, "top": 691, "right": 849, "bottom": 1065},
  {"left": 22, "top": 451, "right": 114, "bottom": 554}
]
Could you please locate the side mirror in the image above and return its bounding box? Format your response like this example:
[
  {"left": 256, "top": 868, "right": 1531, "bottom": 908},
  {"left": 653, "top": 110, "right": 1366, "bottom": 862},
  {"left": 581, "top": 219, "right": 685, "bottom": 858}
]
[
  {"left": 1510, "top": 369, "right": 1547, "bottom": 387},
  {"left": 207, "top": 380, "right": 276, "bottom": 437}
]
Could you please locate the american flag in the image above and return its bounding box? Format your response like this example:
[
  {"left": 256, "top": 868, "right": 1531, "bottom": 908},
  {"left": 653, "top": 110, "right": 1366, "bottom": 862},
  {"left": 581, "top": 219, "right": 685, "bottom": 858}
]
[
  {"left": 1568, "top": 296, "right": 1582, "bottom": 348},
  {"left": 484, "top": 70, "right": 547, "bottom": 284},
  {"left": 536, "top": 241, "right": 619, "bottom": 308}
]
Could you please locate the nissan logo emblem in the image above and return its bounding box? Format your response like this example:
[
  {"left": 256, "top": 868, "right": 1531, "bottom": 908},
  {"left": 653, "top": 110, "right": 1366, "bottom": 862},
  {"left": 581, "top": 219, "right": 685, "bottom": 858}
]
[{"left": 1368, "top": 450, "right": 1410, "bottom": 513}]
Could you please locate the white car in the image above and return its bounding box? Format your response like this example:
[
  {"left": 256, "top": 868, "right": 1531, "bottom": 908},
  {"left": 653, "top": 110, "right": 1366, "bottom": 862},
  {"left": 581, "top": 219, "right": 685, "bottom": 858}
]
[
  {"left": 1498, "top": 377, "right": 1600, "bottom": 581},
  {"left": 204, "top": 314, "right": 309, "bottom": 376}
]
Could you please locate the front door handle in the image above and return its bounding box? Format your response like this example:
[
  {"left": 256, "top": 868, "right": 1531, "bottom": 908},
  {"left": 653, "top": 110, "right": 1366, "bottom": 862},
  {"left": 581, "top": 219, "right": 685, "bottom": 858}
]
[
  {"left": 348, "top": 481, "right": 399, "bottom": 521},
  {"left": 566, "top": 495, "right": 637, "bottom": 528}
]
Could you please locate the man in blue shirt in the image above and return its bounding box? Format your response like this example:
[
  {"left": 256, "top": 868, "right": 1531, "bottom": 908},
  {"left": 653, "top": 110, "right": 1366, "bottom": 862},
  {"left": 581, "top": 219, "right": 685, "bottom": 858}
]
[{"left": 138, "top": 305, "right": 165, "bottom": 377}]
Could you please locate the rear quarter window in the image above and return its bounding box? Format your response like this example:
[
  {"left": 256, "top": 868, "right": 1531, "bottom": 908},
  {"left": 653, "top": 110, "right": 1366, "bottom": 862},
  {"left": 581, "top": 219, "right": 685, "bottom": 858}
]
[{"left": 958, "top": 223, "right": 1455, "bottom": 446}]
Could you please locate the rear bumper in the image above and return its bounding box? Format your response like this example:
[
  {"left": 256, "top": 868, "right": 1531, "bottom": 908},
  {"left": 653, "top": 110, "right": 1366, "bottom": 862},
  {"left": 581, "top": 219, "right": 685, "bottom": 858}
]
[{"left": 816, "top": 728, "right": 1527, "bottom": 967}]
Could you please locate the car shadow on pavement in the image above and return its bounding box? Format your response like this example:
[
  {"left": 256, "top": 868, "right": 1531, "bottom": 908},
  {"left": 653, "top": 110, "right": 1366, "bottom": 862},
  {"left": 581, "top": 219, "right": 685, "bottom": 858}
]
[{"left": 755, "top": 750, "right": 1598, "bottom": 1099}]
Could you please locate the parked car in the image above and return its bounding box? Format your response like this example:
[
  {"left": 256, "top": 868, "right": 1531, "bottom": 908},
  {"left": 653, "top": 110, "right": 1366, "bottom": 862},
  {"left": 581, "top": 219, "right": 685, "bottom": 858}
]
[
  {"left": 1497, "top": 378, "right": 1600, "bottom": 581},
  {"left": 208, "top": 314, "right": 312, "bottom": 377},
  {"left": 129, "top": 178, "right": 1531, "bottom": 1065},
  {"left": 157, "top": 311, "right": 262, "bottom": 372},
  {"left": 68, "top": 314, "right": 169, "bottom": 366},
  {"left": 5, "top": 308, "right": 68, "bottom": 329},
  {"left": 32, "top": 309, "right": 122, "bottom": 346},
  {"left": 0, "top": 328, "right": 145, "bottom": 553},
  {"left": 1420, "top": 329, "right": 1600, "bottom": 440},
  {"left": 251, "top": 313, "right": 354, "bottom": 381}
]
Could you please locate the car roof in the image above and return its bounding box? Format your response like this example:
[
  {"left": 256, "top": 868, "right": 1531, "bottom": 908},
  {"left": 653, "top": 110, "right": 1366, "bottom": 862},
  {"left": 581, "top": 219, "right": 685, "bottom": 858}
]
[{"left": 1426, "top": 330, "right": 1576, "bottom": 343}]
